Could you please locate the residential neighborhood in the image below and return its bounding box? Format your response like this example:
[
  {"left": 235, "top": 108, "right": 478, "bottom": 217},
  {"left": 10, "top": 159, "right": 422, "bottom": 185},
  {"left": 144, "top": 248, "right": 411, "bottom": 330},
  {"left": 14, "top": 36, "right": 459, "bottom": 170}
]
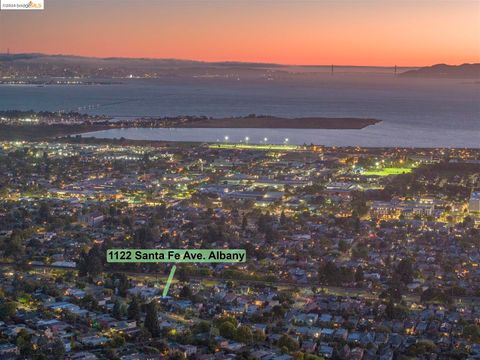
[{"left": 0, "top": 140, "right": 479, "bottom": 359}]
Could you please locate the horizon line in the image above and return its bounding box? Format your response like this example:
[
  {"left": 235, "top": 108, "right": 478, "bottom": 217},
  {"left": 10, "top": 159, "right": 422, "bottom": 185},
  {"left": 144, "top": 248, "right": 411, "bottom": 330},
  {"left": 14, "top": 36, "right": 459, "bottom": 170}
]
[{"left": 2, "top": 51, "right": 478, "bottom": 68}]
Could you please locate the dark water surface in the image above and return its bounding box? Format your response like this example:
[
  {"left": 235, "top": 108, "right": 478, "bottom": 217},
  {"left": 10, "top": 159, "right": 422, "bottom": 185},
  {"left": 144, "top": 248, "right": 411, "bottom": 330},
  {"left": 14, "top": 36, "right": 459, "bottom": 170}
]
[{"left": 1, "top": 74, "right": 479, "bottom": 147}]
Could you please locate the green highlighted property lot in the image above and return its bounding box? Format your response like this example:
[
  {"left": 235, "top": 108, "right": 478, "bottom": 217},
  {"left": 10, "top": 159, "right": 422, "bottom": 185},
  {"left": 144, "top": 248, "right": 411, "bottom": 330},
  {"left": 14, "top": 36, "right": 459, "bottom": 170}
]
[
  {"left": 162, "top": 265, "right": 177, "bottom": 298},
  {"left": 107, "top": 249, "right": 246, "bottom": 297},
  {"left": 363, "top": 166, "right": 413, "bottom": 176}
]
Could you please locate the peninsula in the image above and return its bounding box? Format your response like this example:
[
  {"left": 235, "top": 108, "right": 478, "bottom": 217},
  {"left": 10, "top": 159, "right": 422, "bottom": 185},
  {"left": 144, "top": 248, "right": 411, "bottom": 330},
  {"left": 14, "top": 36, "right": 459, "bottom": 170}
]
[
  {"left": 0, "top": 112, "right": 381, "bottom": 141},
  {"left": 400, "top": 63, "right": 480, "bottom": 79},
  {"left": 164, "top": 116, "right": 380, "bottom": 129}
]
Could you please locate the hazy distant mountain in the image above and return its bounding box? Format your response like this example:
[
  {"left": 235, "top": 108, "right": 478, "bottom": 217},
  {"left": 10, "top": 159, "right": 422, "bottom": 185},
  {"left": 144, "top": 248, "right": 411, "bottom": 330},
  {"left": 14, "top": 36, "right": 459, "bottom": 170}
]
[
  {"left": 0, "top": 53, "right": 411, "bottom": 79},
  {"left": 0, "top": 53, "right": 278, "bottom": 67},
  {"left": 0, "top": 53, "right": 283, "bottom": 78},
  {"left": 400, "top": 63, "right": 480, "bottom": 79}
]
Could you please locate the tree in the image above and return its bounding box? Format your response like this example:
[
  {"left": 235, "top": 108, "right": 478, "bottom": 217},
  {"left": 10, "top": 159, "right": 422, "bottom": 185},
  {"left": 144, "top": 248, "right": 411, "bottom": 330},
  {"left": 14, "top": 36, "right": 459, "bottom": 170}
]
[
  {"left": 38, "top": 201, "right": 51, "bottom": 223},
  {"left": 351, "top": 191, "right": 369, "bottom": 217},
  {"left": 253, "top": 329, "right": 266, "bottom": 342},
  {"left": 305, "top": 355, "right": 324, "bottom": 360},
  {"left": 144, "top": 301, "right": 160, "bottom": 337},
  {"left": 420, "top": 288, "right": 452, "bottom": 305},
  {"left": 406, "top": 339, "right": 438, "bottom": 356},
  {"left": 169, "top": 351, "right": 187, "bottom": 360},
  {"left": 192, "top": 321, "right": 210, "bottom": 334},
  {"left": 338, "top": 239, "right": 349, "bottom": 253},
  {"left": 352, "top": 245, "right": 369, "bottom": 259},
  {"left": 264, "top": 227, "right": 278, "bottom": 244},
  {"left": 80, "top": 294, "right": 98, "bottom": 311},
  {"left": 463, "top": 324, "right": 480, "bottom": 342},
  {"left": 115, "top": 273, "right": 130, "bottom": 297},
  {"left": 78, "top": 245, "right": 104, "bottom": 278},
  {"left": 318, "top": 261, "right": 339, "bottom": 284},
  {"left": 179, "top": 285, "right": 192, "bottom": 299},
  {"left": 127, "top": 296, "right": 140, "bottom": 321},
  {"left": 272, "top": 305, "right": 285, "bottom": 320},
  {"left": 0, "top": 301, "right": 17, "bottom": 321},
  {"left": 16, "top": 330, "right": 34, "bottom": 357},
  {"left": 277, "top": 334, "right": 299, "bottom": 352},
  {"left": 236, "top": 350, "right": 254, "bottom": 360},
  {"left": 396, "top": 258, "right": 414, "bottom": 284},
  {"left": 235, "top": 325, "right": 253, "bottom": 344},
  {"left": 385, "top": 300, "right": 408, "bottom": 320},
  {"left": 257, "top": 213, "right": 272, "bottom": 233},
  {"left": 3, "top": 231, "right": 25, "bottom": 259},
  {"left": 380, "top": 280, "right": 403, "bottom": 303},
  {"left": 109, "top": 333, "right": 126, "bottom": 348},
  {"left": 134, "top": 226, "right": 155, "bottom": 247},
  {"left": 218, "top": 321, "right": 236, "bottom": 339},
  {"left": 204, "top": 225, "right": 224, "bottom": 243},
  {"left": 353, "top": 215, "right": 361, "bottom": 233},
  {"left": 112, "top": 300, "right": 123, "bottom": 320},
  {"left": 50, "top": 338, "right": 66, "bottom": 360},
  {"left": 241, "top": 215, "right": 248, "bottom": 230},
  {"left": 355, "top": 266, "right": 364, "bottom": 283}
]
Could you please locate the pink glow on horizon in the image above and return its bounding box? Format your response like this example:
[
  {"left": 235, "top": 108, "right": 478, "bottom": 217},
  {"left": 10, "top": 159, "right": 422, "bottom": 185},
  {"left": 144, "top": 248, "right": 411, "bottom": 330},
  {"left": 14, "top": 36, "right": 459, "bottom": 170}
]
[{"left": 0, "top": 0, "right": 479, "bottom": 66}]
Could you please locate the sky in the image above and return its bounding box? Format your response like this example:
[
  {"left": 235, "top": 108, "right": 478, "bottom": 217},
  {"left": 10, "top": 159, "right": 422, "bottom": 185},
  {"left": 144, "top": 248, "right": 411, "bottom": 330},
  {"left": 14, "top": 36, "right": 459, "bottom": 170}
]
[{"left": 0, "top": 0, "right": 479, "bottom": 66}]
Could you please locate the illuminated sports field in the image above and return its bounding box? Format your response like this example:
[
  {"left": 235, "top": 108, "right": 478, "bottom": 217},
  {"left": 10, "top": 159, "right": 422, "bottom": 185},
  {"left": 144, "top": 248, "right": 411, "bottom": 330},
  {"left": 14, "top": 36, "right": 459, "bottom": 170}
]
[
  {"left": 363, "top": 167, "right": 413, "bottom": 176},
  {"left": 209, "top": 143, "right": 300, "bottom": 151}
]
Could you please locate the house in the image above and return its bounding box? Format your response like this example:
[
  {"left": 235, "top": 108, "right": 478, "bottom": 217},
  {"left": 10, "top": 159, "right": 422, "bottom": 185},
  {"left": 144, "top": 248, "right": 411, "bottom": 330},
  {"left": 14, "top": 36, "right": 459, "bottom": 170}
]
[
  {"left": 334, "top": 328, "right": 348, "bottom": 341},
  {"left": 0, "top": 343, "right": 19, "bottom": 358},
  {"left": 319, "top": 313, "right": 333, "bottom": 324},
  {"left": 47, "top": 301, "right": 81, "bottom": 313},
  {"left": 253, "top": 323, "right": 267, "bottom": 335},
  {"left": 79, "top": 211, "right": 105, "bottom": 227},
  {"left": 128, "top": 286, "right": 158, "bottom": 299},
  {"left": 318, "top": 343, "right": 334, "bottom": 358},
  {"left": 321, "top": 328, "right": 335, "bottom": 340},
  {"left": 218, "top": 339, "right": 245, "bottom": 352},
  {"left": 347, "top": 332, "right": 362, "bottom": 344},
  {"left": 349, "top": 347, "right": 364, "bottom": 360},
  {"left": 301, "top": 340, "right": 317, "bottom": 352},
  {"left": 51, "top": 261, "right": 77, "bottom": 268},
  {"left": 294, "top": 313, "right": 318, "bottom": 325},
  {"left": 80, "top": 335, "right": 109, "bottom": 347},
  {"left": 70, "top": 351, "right": 98, "bottom": 359}
]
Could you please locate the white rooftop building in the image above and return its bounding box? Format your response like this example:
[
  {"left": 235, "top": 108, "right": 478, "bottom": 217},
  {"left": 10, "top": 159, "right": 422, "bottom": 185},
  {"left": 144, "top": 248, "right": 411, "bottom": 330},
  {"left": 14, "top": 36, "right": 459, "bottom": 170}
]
[{"left": 469, "top": 191, "right": 480, "bottom": 213}]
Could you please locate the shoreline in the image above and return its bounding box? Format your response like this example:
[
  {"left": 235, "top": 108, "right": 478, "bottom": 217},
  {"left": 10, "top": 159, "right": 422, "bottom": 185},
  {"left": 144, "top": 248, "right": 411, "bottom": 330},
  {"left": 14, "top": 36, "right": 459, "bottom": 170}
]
[
  {"left": 43, "top": 136, "right": 480, "bottom": 151},
  {"left": 0, "top": 116, "right": 381, "bottom": 141},
  {"left": 170, "top": 116, "right": 381, "bottom": 129}
]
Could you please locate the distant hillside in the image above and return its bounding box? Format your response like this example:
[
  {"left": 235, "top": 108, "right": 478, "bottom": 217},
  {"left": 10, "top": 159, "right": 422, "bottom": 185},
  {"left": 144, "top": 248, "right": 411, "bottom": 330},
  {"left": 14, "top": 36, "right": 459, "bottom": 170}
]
[
  {"left": 0, "top": 53, "right": 411, "bottom": 79},
  {"left": 400, "top": 63, "right": 480, "bottom": 79},
  {"left": 0, "top": 53, "right": 282, "bottom": 79},
  {"left": 0, "top": 53, "right": 279, "bottom": 68}
]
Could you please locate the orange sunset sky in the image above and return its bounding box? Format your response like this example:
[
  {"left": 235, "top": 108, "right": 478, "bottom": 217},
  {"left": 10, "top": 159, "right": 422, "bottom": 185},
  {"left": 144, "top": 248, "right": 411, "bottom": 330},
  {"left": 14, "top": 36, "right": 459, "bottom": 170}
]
[{"left": 0, "top": 0, "right": 479, "bottom": 66}]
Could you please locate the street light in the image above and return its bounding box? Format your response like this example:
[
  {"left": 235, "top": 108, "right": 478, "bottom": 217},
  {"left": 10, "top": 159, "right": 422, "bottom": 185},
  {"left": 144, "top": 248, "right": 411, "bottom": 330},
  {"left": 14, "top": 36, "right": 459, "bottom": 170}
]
[
  {"left": 264, "top": 137, "right": 268, "bottom": 143},
  {"left": 245, "top": 136, "right": 249, "bottom": 143},
  {"left": 284, "top": 138, "right": 289, "bottom": 143},
  {"left": 224, "top": 136, "right": 229, "bottom": 142}
]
